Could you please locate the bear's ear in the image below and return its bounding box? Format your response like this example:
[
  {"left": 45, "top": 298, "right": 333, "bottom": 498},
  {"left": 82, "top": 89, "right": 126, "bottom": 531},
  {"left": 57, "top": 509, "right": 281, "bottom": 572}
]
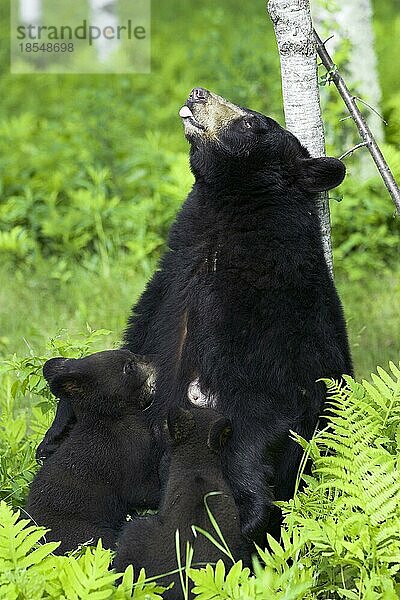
[
  {"left": 296, "top": 156, "right": 346, "bottom": 192},
  {"left": 44, "top": 357, "right": 87, "bottom": 399},
  {"left": 47, "top": 371, "right": 87, "bottom": 400},
  {"left": 207, "top": 417, "right": 232, "bottom": 453},
  {"left": 166, "top": 407, "right": 195, "bottom": 445},
  {"left": 43, "top": 357, "right": 69, "bottom": 383}
]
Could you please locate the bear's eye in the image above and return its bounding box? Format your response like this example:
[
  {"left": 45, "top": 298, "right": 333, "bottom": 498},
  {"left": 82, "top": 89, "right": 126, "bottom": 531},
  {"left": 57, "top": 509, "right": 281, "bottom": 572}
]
[{"left": 123, "top": 361, "right": 135, "bottom": 375}]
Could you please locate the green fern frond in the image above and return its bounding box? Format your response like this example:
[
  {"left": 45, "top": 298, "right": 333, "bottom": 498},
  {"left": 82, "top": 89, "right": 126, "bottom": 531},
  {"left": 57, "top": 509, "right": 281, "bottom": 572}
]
[
  {"left": 0, "top": 501, "right": 60, "bottom": 599},
  {"left": 281, "top": 363, "right": 400, "bottom": 598},
  {"left": 57, "top": 541, "right": 118, "bottom": 599},
  {"left": 0, "top": 501, "right": 59, "bottom": 569}
]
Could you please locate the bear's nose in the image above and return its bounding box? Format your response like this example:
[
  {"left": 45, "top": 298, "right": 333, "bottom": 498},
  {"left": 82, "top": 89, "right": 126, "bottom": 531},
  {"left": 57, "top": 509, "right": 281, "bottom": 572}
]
[{"left": 188, "top": 87, "right": 209, "bottom": 103}]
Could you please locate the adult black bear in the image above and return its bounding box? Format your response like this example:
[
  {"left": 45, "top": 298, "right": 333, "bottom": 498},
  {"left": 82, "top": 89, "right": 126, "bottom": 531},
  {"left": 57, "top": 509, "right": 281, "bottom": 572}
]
[
  {"left": 115, "top": 406, "right": 250, "bottom": 598},
  {"left": 27, "top": 350, "right": 161, "bottom": 554},
  {"left": 123, "top": 89, "right": 353, "bottom": 542},
  {"left": 40, "top": 89, "right": 352, "bottom": 543}
]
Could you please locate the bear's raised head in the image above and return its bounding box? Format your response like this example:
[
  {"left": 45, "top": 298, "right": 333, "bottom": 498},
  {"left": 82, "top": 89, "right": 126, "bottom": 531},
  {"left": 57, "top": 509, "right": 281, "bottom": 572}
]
[
  {"left": 179, "top": 87, "right": 345, "bottom": 193},
  {"left": 166, "top": 405, "right": 232, "bottom": 457},
  {"left": 43, "top": 350, "right": 155, "bottom": 418}
]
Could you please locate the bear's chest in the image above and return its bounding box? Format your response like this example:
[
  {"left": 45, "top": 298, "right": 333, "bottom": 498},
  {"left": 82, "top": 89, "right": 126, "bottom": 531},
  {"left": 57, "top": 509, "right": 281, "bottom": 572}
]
[
  {"left": 175, "top": 249, "right": 272, "bottom": 400},
  {"left": 185, "top": 238, "right": 272, "bottom": 299},
  {"left": 183, "top": 244, "right": 268, "bottom": 327}
]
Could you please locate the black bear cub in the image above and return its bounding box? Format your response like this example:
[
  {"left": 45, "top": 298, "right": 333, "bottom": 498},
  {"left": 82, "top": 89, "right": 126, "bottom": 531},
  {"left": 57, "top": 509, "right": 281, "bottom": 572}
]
[
  {"left": 27, "top": 349, "right": 161, "bottom": 554},
  {"left": 115, "top": 406, "right": 250, "bottom": 599}
]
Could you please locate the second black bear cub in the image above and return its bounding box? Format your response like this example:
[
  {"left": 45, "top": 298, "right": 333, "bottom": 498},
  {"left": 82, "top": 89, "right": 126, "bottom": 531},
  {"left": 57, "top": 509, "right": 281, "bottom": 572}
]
[
  {"left": 115, "top": 406, "right": 250, "bottom": 598},
  {"left": 27, "top": 349, "right": 161, "bottom": 554}
]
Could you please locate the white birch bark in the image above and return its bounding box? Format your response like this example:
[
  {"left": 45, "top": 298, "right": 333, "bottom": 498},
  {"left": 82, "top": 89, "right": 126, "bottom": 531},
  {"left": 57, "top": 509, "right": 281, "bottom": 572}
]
[
  {"left": 267, "top": 0, "right": 333, "bottom": 276},
  {"left": 313, "top": 0, "right": 383, "bottom": 177},
  {"left": 19, "top": 0, "right": 42, "bottom": 24},
  {"left": 89, "top": 0, "right": 120, "bottom": 63}
]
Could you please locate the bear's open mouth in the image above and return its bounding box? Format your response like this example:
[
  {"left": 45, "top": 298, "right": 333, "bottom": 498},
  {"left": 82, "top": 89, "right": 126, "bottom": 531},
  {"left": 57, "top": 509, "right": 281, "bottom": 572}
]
[{"left": 179, "top": 105, "right": 206, "bottom": 131}]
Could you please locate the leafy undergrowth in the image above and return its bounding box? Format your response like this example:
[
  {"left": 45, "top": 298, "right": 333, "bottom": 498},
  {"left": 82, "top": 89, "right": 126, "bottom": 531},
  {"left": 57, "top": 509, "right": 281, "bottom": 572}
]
[
  {"left": 0, "top": 331, "right": 400, "bottom": 598},
  {"left": 0, "top": 506, "right": 166, "bottom": 599}
]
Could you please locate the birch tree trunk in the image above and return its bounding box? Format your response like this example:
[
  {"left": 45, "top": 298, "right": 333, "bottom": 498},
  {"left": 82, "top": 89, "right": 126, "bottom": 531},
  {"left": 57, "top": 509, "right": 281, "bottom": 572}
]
[
  {"left": 19, "top": 0, "right": 42, "bottom": 25},
  {"left": 313, "top": 0, "right": 383, "bottom": 177},
  {"left": 267, "top": 0, "right": 333, "bottom": 276},
  {"left": 89, "top": 0, "right": 120, "bottom": 62}
]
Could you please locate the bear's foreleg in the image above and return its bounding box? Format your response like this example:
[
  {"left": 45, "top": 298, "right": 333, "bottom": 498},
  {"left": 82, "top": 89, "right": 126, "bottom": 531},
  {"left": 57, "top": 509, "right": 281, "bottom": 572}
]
[{"left": 223, "top": 433, "right": 276, "bottom": 546}]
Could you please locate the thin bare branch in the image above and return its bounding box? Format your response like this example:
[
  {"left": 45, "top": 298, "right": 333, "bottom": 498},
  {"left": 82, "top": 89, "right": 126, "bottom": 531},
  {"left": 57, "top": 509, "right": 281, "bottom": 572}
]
[
  {"left": 323, "top": 34, "right": 335, "bottom": 45},
  {"left": 339, "top": 142, "right": 369, "bottom": 160},
  {"left": 314, "top": 29, "right": 400, "bottom": 216},
  {"left": 354, "top": 96, "right": 388, "bottom": 126}
]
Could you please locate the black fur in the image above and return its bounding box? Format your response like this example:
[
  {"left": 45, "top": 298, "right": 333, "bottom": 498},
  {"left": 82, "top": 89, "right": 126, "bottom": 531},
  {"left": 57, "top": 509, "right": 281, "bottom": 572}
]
[
  {"left": 27, "top": 350, "right": 161, "bottom": 554},
  {"left": 114, "top": 406, "right": 250, "bottom": 598},
  {"left": 36, "top": 396, "right": 76, "bottom": 460},
  {"left": 123, "top": 90, "right": 353, "bottom": 542},
  {"left": 38, "top": 90, "right": 352, "bottom": 543}
]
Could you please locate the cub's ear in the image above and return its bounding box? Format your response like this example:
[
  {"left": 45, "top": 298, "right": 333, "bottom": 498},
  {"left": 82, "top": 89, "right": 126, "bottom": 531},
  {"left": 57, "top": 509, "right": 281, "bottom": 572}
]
[
  {"left": 47, "top": 371, "right": 87, "bottom": 399},
  {"left": 43, "top": 357, "right": 69, "bottom": 383},
  {"left": 297, "top": 156, "right": 346, "bottom": 192},
  {"left": 207, "top": 417, "right": 232, "bottom": 453},
  {"left": 44, "top": 357, "right": 87, "bottom": 398},
  {"left": 166, "top": 407, "right": 195, "bottom": 445},
  {"left": 43, "top": 356, "right": 89, "bottom": 398}
]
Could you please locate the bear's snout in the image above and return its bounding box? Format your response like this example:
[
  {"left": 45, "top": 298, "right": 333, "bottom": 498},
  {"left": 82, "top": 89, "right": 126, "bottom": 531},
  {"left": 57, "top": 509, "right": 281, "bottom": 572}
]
[{"left": 180, "top": 88, "right": 246, "bottom": 140}]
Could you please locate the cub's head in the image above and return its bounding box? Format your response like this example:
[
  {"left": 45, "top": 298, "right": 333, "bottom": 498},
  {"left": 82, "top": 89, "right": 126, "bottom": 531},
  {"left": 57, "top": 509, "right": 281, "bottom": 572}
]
[
  {"left": 179, "top": 87, "right": 345, "bottom": 193},
  {"left": 166, "top": 405, "right": 232, "bottom": 459},
  {"left": 43, "top": 349, "right": 155, "bottom": 417}
]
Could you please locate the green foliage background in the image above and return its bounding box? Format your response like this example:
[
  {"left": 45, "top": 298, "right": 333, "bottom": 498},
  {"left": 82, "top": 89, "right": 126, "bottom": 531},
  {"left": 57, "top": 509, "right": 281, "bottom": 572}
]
[{"left": 0, "top": 0, "right": 400, "bottom": 597}]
